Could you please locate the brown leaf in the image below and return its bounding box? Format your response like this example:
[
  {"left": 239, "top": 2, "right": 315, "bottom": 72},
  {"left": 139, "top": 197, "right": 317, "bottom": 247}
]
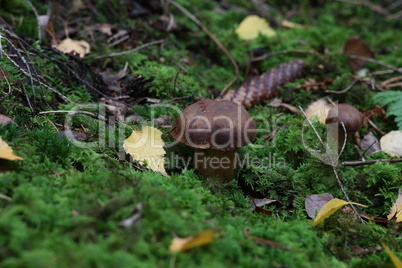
[
  {"left": 0, "top": 115, "right": 14, "bottom": 126},
  {"left": 305, "top": 193, "right": 334, "bottom": 218},
  {"left": 343, "top": 36, "right": 374, "bottom": 71},
  {"left": 360, "top": 132, "right": 381, "bottom": 155}
]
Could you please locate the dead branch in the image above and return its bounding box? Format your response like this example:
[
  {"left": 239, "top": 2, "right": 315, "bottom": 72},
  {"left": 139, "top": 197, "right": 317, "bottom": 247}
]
[{"left": 342, "top": 158, "right": 402, "bottom": 166}]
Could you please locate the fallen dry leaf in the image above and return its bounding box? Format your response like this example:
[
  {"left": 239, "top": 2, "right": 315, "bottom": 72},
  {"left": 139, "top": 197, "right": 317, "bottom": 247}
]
[
  {"left": 123, "top": 126, "right": 167, "bottom": 176},
  {"left": 388, "top": 190, "right": 402, "bottom": 223},
  {"left": 381, "top": 243, "right": 402, "bottom": 268},
  {"left": 304, "top": 98, "right": 334, "bottom": 124},
  {"left": 235, "top": 15, "right": 276, "bottom": 40},
  {"left": 0, "top": 137, "right": 23, "bottom": 161},
  {"left": 360, "top": 132, "right": 381, "bottom": 155},
  {"left": 380, "top": 130, "right": 402, "bottom": 157},
  {"left": 305, "top": 193, "right": 334, "bottom": 219},
  {"left": 0, "top": 115, "right": 14, "bottom": 126},
  {"left": 250, "top": 197, "right": 279, "bottom": 216},
  {"left": 56, "top": 38, "right": 90, "bottom": 58},
  {"left": 312, "top": 198, "right": 367, "bottom": 226},
  {"left": 169, "top": 230, "right": 217, "bottom": 252},
  {"left": 343, "top": 36, "right": 374, "bottom": 71}
]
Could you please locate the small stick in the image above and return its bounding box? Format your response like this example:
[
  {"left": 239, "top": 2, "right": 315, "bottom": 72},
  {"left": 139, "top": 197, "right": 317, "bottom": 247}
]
[
  {"left": 343, "top": 158, "right": 402, "bottom": 166},
  {"left": 149, "top": 96, "right": 193, "bottom": 107},
  {"left": 84, "top": 39, "right": 166, "bottom": 60},
  {"left": 369, "top": 68, "right": 402, "bottom": 76},
  {"left": 169, "top": 0, "right": 239, "bottom": 95},
  {"left": 326, "top": 79, "right": 358, "bottom": 94},
  {"left": 335, "top": 0, "right": 389, "bottom": 16},
  {"left": 367, "top": 118, "right": 386, "bottom": 136},
  {"left": 299, "top": 106, "right": 365, "bottom": 224},
  {"left": 348, "top": 55, "right": 402, "bottom": 74},
  {"left": 250, "top": 49, "right": 317, "bottom": 62},
  {"left": 39, "top": 110, "right": 107, "bottom": 122}
]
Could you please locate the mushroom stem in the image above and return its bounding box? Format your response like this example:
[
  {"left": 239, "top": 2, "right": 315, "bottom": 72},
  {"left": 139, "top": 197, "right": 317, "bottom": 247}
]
[{"left": 193, "top": 149, "right": 237, "bottom": 181}]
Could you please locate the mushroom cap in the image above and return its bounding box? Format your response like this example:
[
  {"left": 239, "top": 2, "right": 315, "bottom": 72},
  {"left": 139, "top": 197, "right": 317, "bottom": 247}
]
[
  {"left": 170, "top": 99, "right": 256, "bottom": 151},
  {"left": 325, "top": 104, "right": 363, "bottom": 132}
]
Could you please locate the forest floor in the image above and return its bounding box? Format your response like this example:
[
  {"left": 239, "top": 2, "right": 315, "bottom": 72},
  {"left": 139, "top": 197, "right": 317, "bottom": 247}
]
[{"left": 1, "top": 0, "right": 402, "bottom": 267}]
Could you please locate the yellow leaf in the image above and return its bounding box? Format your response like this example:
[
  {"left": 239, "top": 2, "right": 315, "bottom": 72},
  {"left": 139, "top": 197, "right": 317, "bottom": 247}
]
[
  {"left": 388, "top": 190, "right": 402, "bottom": 223},
  {"left": 304, "top": 98, "right": 334, "bottom": 124},
  {"left": 0, "top": 137, "right": 23, "bottom": 161},
  {"left": 312, "top": 198, "right": 367, "bottom": 226},
  {"left": 57, "top": 38, "right": 90, "bottom": 58},
  {"left": 169, "top": 230, "right": 217, "bottom": 253},
  {"left": 123, "top": 126, "right": 167, "bottom": 176},
  {"left": 381, "top": 243, "right": 402, "bottom": 268},
  {"left": 235, "top": 15, "right": 276, "bottom": 40}
]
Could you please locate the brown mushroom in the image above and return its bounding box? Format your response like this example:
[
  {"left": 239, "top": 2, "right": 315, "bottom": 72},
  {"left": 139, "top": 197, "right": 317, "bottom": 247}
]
[
  {"left": 170, "top": 99, "right": 256, "bottom": 180},
  {"left": 325, "top": 104, "right": 363, "bottom": 150}
]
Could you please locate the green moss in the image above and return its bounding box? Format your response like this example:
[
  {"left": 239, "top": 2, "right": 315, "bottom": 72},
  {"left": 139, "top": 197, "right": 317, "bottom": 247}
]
[{"left": 1, "top": 0, "right": 402, "bottom": 267}]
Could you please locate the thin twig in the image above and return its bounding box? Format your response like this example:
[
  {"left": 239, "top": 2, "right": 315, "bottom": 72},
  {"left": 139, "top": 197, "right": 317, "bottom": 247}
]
[
  {"left": 250, "top": 49, "right": 317, "bottom": 62},
  {"left": 369, "top": 68, "right": 402, "bottom": 76},
  {"left": 343, "top": 158, "right": 402, "bottom": 166},
  {"left": 326, "top": 79, "right": 358, "bottom": 94},
  {"left": 335, "top": 0, "right": 389, "bottom": 16},
  {"left": 336, "top": 122, "right": 348, "bottom": 163},
  {"left": 387, "top": 9, "right": 402, "bottom": 20},
  {"left": 299, "top": 106, "right": 365, "bottom": 224},
  {"left": 149, "top": 95, "right": 193, "bottom": 107},
  {"left": 84, "top": 39, "right": 166, "bottom": 60},
  {"left": 1, "top": 47, "right": 74, "bottom": 104},
  {"left": 39, "top": 110, "right": 107, "bottom": 122},
  {"left": 299, "top": 106, "right": 326, "bottom": 148},
  {"left": 348, "top": 55, "right": 402, "bottom": 74},
  {"left": 367, "top": 118, "right": 386, "bottom": 136},
  {"left": 169, "top": 0, "right": 239, "bottom": 95}
]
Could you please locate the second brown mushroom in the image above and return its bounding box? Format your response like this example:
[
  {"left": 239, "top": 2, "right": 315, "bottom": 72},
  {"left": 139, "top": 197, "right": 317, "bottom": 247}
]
[
  {"left": 170, "top": 99, "right": 256, "bottom": 181},
  {"left": 325, "top": 103, "right": 363, "bottom": 150}
]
